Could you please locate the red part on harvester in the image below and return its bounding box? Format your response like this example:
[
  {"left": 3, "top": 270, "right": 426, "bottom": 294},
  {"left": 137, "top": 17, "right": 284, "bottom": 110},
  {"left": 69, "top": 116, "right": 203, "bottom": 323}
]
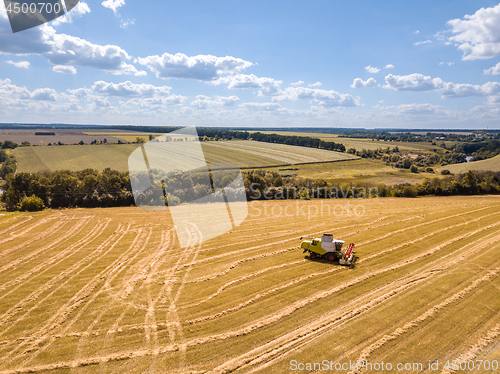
[{"left": 345, "top": 243, "right": 355, "bottom": 260}]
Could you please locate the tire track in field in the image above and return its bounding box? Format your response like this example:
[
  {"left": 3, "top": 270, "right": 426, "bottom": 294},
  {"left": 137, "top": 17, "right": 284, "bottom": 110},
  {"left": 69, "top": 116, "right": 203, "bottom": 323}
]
[
  {"left": 0, "top": 216, "right": 89, "bottom": 275},
  {"left": 101, "top": 227, "right": 168, "bottom": 343},
  {"left": 143, "top": 230, "right": 173, "bottom": 374},
  {"left": 357, "top": 205, "right": 496, "bottom": 247},
  {"left": 18, "top": 224, "right": 147, "bottom": 366},
  {"left": 180, "top": 259, "right": 305, "bottom": 309},
  {"left": 0, "top": 217, "right": 63, "bottom": 260},
  {"left": 183, "top": 211, "right": 500, "bottom": 320},
  {"left": 0, "top": 215, "right": 33, "bottom": 237},
  {"left": 441, "top": 322, "right": 500, "bottom": 374},
  {"left": 351, "top": 267, "right": 500, "bottom": 374},
  {"left": 0, "top": 219, "right": 109, "bottom": 334},
  {"left": 7, "top": 224, "right": 500, "bottom": 374},
  {"left": 0, "top": 216, "right": 53, "bottom": 247},
  {"left": 359, "top": 209, "right": 500, "bottom": 264},
  {"left": 3, "top": 223, "right": 145, "bottom": 366},
  {"left": 0, "top": 217, "right": 106, "bottom": 301},
  {"left": 206, "top": 226, "right": 500, "bottom": 374},
  {"left": 159, "top": 224, "right": 203, "bottom": 374}
]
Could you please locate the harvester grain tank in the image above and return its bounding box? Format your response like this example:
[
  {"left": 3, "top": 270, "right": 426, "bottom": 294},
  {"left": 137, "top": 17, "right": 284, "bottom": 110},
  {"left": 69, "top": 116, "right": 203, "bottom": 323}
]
[{"left": 300, "top": 234, "right": 357, "bottom": 268}]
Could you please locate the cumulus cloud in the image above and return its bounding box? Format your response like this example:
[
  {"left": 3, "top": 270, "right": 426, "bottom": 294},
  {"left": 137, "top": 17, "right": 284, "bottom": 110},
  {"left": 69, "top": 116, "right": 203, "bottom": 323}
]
[
  {"left": 6, "top": 60, "right": 29, "bottom": 68},
  {"left": 290, "top": 80, "right": 304, "bottom": 86},
  {"left": 365, "top": 65, "right": 380, "bottom": 73},
  {"left": 351, "top": 78, "right": 376, "bottom": 88},
  {"left": 484, "top": 62, "right": 500, "bottom": 75},
  {"left": 273, "top": 86, "right": 359, "bottom": 107},
  {"left": 395, "top": 103, "right": 443, "bottom": 115},
  {"left": 414, "top": 40, "right": 432, "bottom": 46},
  {"left": 384, "top": 64, "right": 395, "bottom": 69},
  {"left": 216, "top": 74, "right": 282, "bottom": 95},
  {"left": 101, "top": 0, "right": 125, "bottom": 13},
  {"left": 447, "top": 2, "right": 500, "bottom": 60},
  {"left": 191, "top": 95, "right": 240, "bottom": 109},
  {"left": 414, "top": 30, "right": 420, "bottom": 34},
  {"left": 240, "top": 102, "right": 282, "bottom": 111},
  {"left": 52, "top": 65, "right": 76, "bottom": 74},
  {"left": 0, "top": 16, "right": 144, "bottom": 76},
  {"left": 52, "top": 1, "right": 90, "bottom": 26},
  {"left": 439, "top": 61, "right": 454, "bottom": 66},
  {"left": 0, "top": 79, "right": 57, "bottom": 101},
  {"left": 384, "top": 73, "right": 445, "bottom": 91},
  {"left": 136, "top": 52, "right": 253, "bottom": 81},
  {"left": 309, "top": 82, "right": 322, "bottom": 87},
  {"left": 384, "top": 73, "right": 500, "bottom": 98},
  {"left": 92, "top": 81, "right": 171, "bottom": 97},
  {"left": 30, "top": 88, "right": 57, "bottom": 101}
]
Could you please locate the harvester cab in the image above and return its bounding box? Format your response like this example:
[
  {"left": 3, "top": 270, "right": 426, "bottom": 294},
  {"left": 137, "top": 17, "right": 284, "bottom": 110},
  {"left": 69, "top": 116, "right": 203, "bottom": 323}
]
[{"left": 300, "top": 234, "right": 357, "bottom": 268}]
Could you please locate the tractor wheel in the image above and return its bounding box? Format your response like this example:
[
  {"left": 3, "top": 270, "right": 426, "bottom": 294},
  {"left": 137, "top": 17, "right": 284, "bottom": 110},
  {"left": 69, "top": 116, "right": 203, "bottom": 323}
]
[
  {"left": 310, "top": 253, "right": 317, "bottom": 260},
  {"left": 327, "top": 253, "right": 335, "bottom": 262}
]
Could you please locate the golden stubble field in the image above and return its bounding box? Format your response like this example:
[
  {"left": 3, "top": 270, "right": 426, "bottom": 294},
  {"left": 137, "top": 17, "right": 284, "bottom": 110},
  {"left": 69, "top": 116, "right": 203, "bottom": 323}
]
[{"left": 0, "top": 196, "right": 500, "bottom": 373}]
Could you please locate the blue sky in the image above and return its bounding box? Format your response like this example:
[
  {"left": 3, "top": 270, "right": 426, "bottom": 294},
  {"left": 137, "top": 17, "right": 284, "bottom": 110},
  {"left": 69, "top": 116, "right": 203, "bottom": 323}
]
[{"left": 1, "top": 0, "right": 500, "bottom": 128}]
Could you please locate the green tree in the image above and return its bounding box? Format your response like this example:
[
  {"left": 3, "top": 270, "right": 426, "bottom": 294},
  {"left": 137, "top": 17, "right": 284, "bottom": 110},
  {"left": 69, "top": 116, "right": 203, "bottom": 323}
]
[{"left": 18, "top": 195, "right": 45, "bottom": 212}]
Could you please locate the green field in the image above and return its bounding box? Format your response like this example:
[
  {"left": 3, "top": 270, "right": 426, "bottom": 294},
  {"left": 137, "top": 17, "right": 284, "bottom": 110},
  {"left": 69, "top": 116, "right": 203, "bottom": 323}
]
[
  {"left": 443, "top": 154, "right": 500, "bottom": 174},
  {"left": 251, "top": 130, "right": 450, "bottom": 152},
  {"left": 268, "top": 158, "right": 438, "bottom": 185},
  {"left": 1, "top": 196, "right": 500, "bottom": 373},
  {"left": 13, "top": 141, "right": 358, "bottom": 173}
]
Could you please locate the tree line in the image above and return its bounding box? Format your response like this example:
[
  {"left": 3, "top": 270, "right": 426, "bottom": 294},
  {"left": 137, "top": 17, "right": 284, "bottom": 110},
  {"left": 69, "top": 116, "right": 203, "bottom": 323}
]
[{"left": 2, "top": 168, "right": 500, "bottom": 211}]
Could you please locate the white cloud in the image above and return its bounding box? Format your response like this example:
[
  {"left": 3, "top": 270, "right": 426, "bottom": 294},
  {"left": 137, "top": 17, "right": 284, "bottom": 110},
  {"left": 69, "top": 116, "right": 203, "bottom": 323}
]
[
  {"left": 0, "top": 17, "right": 144, "bottom": 76},
  {"left": 52, "top": 65, "right": 76, "bottom": 74},
  {"left": 384, "top": 73, "right": 445, "bottom": 91},
  {"left": 136, "top": 52, "right": 253, "bottom": 81},
  {"left": 52, "top": 1, "right": 90, "bottom": 26},
  {"left": 273, "top": 86, "right": 359, "bottom": 107},
  {"left": 0, "top": 79, "right": 57, "bottom": 101},
  {"left": 395, "top": 103, "right": 443, "bottom": 115},
  {"left": 191, "top": 95, "right": 240, "bottom": 109},
  {"left": 217, "top": 74, "right": 282, "bottom": 95},
  {"left": 447, "top": 3, "right": 500, "bottom": 60},
  {"left": 92, "top": 81, "right": 171, "bottom": 97},
  {"left": 30, "top": 88, "right": 57, "bottom": 101},
  {"left": 438, "top": 61, "right": 454, "bottom": 66},
  {"left": 414, "top": 30, "right": 420, "bottom": 34},
  {"left": 351, "top": 78, "right": 376, "bottom": 88},
  {"left": 309, "top": 82, "right": 322, "bottom": 87},
  {"left": 414, "top": 40, "right": 432, "bottom": 46},
  {"left": 120, "top": 18, "right": 134, "bottom": 29},
  {"left": 384, "top": 73, "right": 500, "bottom": 98},
  {"left": 101, "top": 0, "right": 125, "bottom": 13},
  {"left": 290, "top": 80, "right": 304, "bottom": 86},
  {"left": 6, "top": 60, "right": 30, "bottom": 68},
  {"left": 440, "top": 81, "right": 500, "bottom": 98},
  {"left": 384, "top": 64, "right": 395, "bottom": 69},
  {"left": 484, "top": 62, "right": 500, "bottom": 75},
  {"left": 240, "top": 102, "right": 282, "bottom": 111},
  {"left": 365, "top": 65, "right": 380, "bottom": 73}
]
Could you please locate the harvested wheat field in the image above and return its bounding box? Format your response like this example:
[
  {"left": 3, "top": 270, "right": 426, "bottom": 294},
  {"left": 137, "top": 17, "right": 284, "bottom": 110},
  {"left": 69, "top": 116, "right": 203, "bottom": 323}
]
[{"left": 0, "top": 196, "right": 500, "bottom": 373}]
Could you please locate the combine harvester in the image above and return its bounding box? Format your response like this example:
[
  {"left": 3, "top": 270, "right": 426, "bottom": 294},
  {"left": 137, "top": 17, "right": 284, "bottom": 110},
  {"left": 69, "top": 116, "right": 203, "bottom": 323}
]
[{"left": 300, "top": 234, "right": 357, "bottom": 268}]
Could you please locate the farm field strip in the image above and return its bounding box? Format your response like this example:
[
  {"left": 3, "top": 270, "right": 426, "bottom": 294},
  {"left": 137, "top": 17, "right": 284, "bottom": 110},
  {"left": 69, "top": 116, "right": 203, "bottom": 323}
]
[
  {"left": 0, "top": 198, "right": 499, "bottom": 373},
  {"left": 13, "top": 140, "right": 357, "bottom": 173}
]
